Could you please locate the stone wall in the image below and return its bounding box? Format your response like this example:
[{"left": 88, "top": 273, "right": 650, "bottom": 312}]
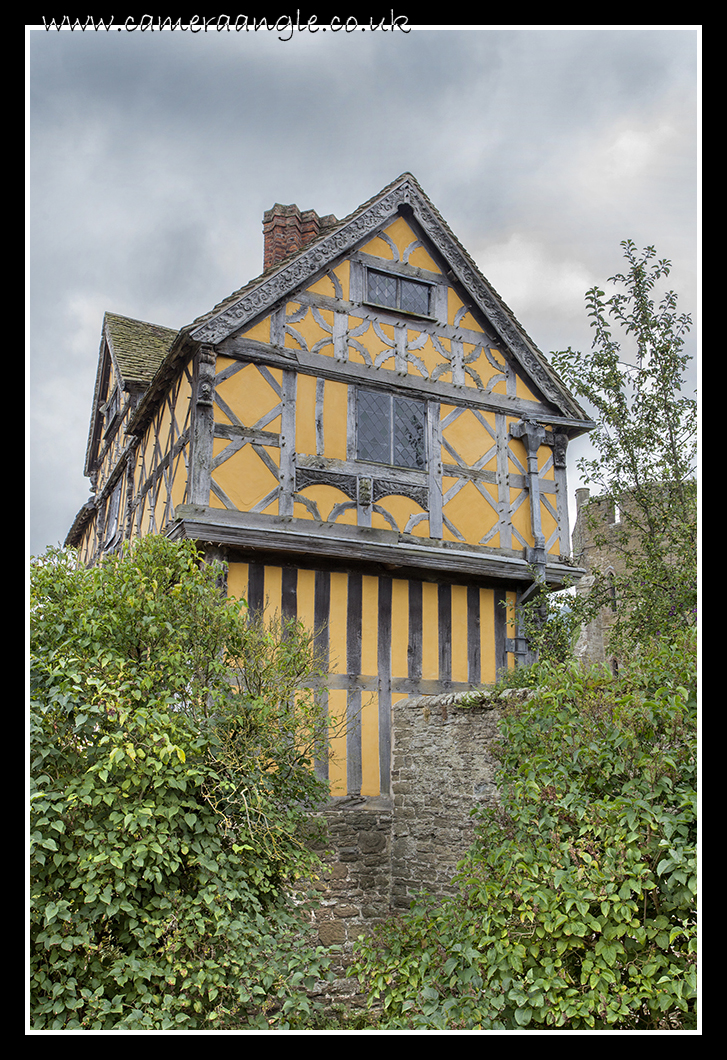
[
  {"left": 309, "top": 800, "right": 394, "bottom": 1006},
  {"left": 571, "top": 487, "right": 630, "bottom": 668},
  {"left": 389, "top": 690, "right": 503, "bottom": 908},
  {"left": 308, "top": 687, "right": 525, "bottom": 1004}
]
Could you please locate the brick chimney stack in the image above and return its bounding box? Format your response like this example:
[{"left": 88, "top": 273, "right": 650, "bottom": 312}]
[{"left": 262, "top": 203, "right": 337, "bottom": 269}]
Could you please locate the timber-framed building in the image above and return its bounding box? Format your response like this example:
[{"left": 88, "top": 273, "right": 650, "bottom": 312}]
[{"left": 68, "top": 172, "right": 593, "bottom": 803}]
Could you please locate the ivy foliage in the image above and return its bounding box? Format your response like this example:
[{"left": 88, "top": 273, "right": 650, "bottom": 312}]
[
  {"left": 30, "top": 536, "right": 332, "bottom": 1030},
  {"left": 351, "top": 630, "right": 697, "bottom": 1029}
]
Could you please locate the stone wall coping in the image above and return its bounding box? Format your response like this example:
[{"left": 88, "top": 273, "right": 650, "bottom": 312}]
[
  {"left": 321, "top": 795, "right": 394, "bottom": 812},
  {"left": 400, "top": 687, "right": 535, "bottom": 711}
]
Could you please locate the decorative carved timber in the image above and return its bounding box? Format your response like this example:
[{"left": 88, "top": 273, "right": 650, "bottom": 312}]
[
  {"left": 296, "top": 466, "right": 359, "bottom": 500},
  {"left": 295, "top": 465, "right": 430, "bottom": 512},
  {"left": 188, "top": 345, "right": 216, "bottom": 505},
  {"left": 510, "top": 417, "right": 546, "bottom": 465},
  {"left": 552, "top": 432, "right": 568, "bottom": 469},
  {"left": 510, "top": 418, "right": 547, "bottom": 552},
  {"left": 373, "top": 478, "right": 429, "bottom": 508},
  {"left": 195, "top": 345, "right": 216, "bottom": 406},
  {"left": 188, "top": 176, "right": 577, "bottom": 419}
]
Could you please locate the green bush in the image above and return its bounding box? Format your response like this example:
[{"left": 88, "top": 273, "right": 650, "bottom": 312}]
[
  {"left": 30, "top": 537, "right": 332, "bottom": 1029},
  {"left": 351, "top": 630, "right": 697, "bottom": 1029}
]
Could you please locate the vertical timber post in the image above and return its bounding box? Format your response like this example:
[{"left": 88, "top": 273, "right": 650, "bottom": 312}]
[{"left": 188, "top": 344, "right": 216, "bottom": 508}]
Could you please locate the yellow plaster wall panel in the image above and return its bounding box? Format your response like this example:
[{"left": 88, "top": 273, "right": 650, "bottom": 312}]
[
  {"left": 442, "top": 408, "right": 496, "bottom": 469},
  {"left": 174, "top": 370, "right": 193, "bottom": 420},
  {"left": 347, "top": 340, "right": 370, "bottom": 368},
  {"left": 240, "top": 315, "right": 270, "bottom": 345},
  {"left": 263, "top": 565, "right": 283, "bottom": 621},
  {"left": 408, "top": 331, "right": 448, "bottom": 379},
  {"left": 360, "top": 691, "right": 380, "bottom": 797},
  {"left": 214, "top": 402, "right": 234, "bottom": 427},
  {"left": 296, "top": 568, "right": 317, "bottom": 632},
  {"left": 157, "top": 401, "right": 174, "bottom": 453},
  {"left": 327, "top": 571, "right": 349, "bottom": 676},
  {"left": 306, "top": 274, "right": 336, "bottom": 299},
  {"left": 323, "top": 380, "right": 348, "bottom": 460},
  {"left": 152, "top": 491, "right": 166, "bottom": 536},
  {"left": 359, "top": 232, "right": 396, "bottom": 260},
  {"left": 539, "top": 446, "right": 555, "bottom": 479},
  {"left": 361, "top": 575, "right": 379, "bottom": 678},
  {"left": 479, "top": 588, "right": 497, "bottom": 684},
  {"left": 510, "top": 488, "right": 534, "bottom": 548},
  {"left": 226, "top": 562, "right": 249, "bottom": 607},
  {"left": 295, "top": 373, "right": 318, "bottom": 456},
  {"left": 508, "top": 435, "right": 529, "bottom": 475},
  {"left": 406, "top": 241, "right": 440, "bottom": 273},
  {"left": 284, "top": 303, "right": 306, "bottom": 350},
  {"left": 466, "top": 346, "right": 508, "bottom": 394},
  {"left": 306, "top": 265, "right": 351, "bottom": 300},
  {"left": 293, "top": 499, "right": 315, "bottom": 522},
  {"left": 372, "top": 494, "right": 426, "bottom": 535},
  {"left": 421, "top": 582, "right": 439, "bottom": 681},
  {"left": 215, "top": 355, "right": 236, "bottom": 376},
  {"left": 451, "top": 583, "right": 469, "bottom": 683},
  {"left": 211, "top": 443, "right": 279, "bottom": 513},
  {"left": 137, "top": 499, "right": 152, "bottom": 539},
  {"left": 285, "top": 304, "right": 334, "bottom": 354},
  {"left": 327, "top": 688, "right": 348, "bottom": 796},
  {"left": 360, "top": 575, "right": 380, "bottom": 797},
  {"left": 390, "top": 579, "right": 409, "bottom": 679},
  {"left": 447, "top": 288, "right": 485, "bottom": 331},
  {"left": 443, "top": 479, "right": 498, "bottom": 546},
  {"left": 137, "top": 431, "right": 153, "bottom": 485},
  {"left": 78, "top": 529, "right": 93, "bottom": 567},
  {"left": 515, "top": 373, "right": 540, "bottom": 403},
  {"left": 169, "top": 448, "right": 189, "bottom": 510},
  {"left": 215, "top": 363, "right": 282, "bottom": 429},
  {"left": 334, "top": 260, "right": 350, "bottom": 300},
  {"left": 384, "top": 217, "right": 425, "bottom": 264},
  {"left": 541, "top": 501, "right": 559, "bottom": 553},
  {"left": 407, "top": 516, "right": 431, "bottom": 539},
  {"left": 296, "top": 484, "right": 354, "bottom": 524}
]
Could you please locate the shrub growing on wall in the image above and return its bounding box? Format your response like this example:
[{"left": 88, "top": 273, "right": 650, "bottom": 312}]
[
  {"left": 351, "top": 630, "right": 697, "bottom": 1030},
  {"left": 30, "top": 537, "right": 332, "bottom": 1030}
]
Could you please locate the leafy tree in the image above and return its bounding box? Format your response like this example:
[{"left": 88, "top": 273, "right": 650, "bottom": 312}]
[
  {"left": 350, "top": 630, "right": 697, "bottom": 1029},
  {"left": 30, "top": 536, "right": 332, "bottom": 1030},
  {"left": 550, "top": 240, "right": 697, "bottom": 656}
]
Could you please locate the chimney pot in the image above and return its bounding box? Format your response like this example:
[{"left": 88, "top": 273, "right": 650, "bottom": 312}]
[{"left": 575, "top": 487, "right": 590, "bottom": 512}]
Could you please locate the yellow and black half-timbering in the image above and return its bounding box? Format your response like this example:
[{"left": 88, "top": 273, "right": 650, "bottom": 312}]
[
  {"left": 222, "top": 557, "right": 514, "bottom": 798},
  {"left": 67, "top": 173, "right": 593, "bottom": 801}
]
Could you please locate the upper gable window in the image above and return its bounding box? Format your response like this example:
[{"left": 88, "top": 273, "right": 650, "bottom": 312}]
[
  {"left": 366, "top": 268, "right": 432, "bottom": 318},
  {"left": 357, "top": 388, "right": 427, "bottom": 471},
  {"left": 103, "top": 388, "right": 120, "bottom": 436}
]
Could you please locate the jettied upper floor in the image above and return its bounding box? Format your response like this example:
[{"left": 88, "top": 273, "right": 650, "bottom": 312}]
[{"left": 68, "top": 172, "right": 593, "bottom": 590}]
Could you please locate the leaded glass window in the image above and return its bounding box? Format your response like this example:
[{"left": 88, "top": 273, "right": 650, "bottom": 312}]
[
  {"left": 356, "top": 389, "right": 426, "bottom": 470},
  {"left": 367, "top": 270, "right": 397, "bottom": 310},
  {"left": 366, "top": 269, "right": 431, "bottom": 317}
]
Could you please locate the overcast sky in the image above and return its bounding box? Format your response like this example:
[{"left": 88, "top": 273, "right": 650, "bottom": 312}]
[{"left": 28, "top": 24, "right": 700, "bottom": 557}]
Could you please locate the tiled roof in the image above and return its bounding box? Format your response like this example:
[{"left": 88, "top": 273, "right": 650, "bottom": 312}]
[{"left": 104, "top": 312, "right": 178, "bottom": 387}]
